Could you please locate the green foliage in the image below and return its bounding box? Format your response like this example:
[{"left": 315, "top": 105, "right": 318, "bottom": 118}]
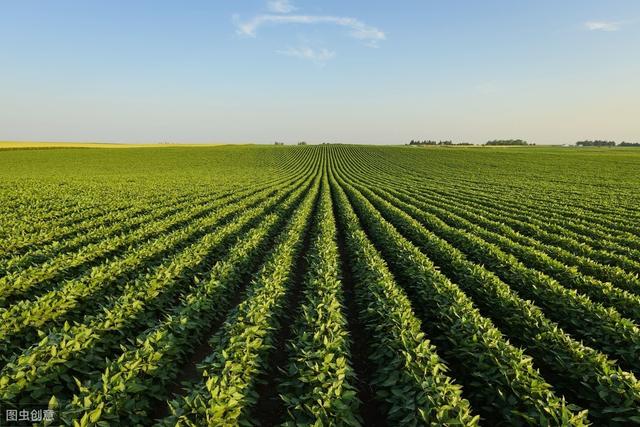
[
  {"left": 576, "top": 140, "right": 616, "bottom": 147},
  {"left": 334, "top": 174, "right": 586, "bottom": 425},
  {"left": 1, "top": 144, "right": 640, "bottom": 426},
  {"left": 329, "top": 168, "right": 479, "bottom": 426},
  {"left": 161, "top": 170, "right": 322, "bottom": 425},
  {"left": 278, "top": 174, "right": 362, "bottom": 426},
  {"left": 408, "top": 140, "right": 455, "bottom": 146},
  {"left": 485, "top": 139, "right": 528, "bottom": 145}
]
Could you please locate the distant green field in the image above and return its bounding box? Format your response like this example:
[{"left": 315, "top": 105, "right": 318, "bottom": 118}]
[{"left": 1, "top": 144, "right": 639, "bottom": 425}]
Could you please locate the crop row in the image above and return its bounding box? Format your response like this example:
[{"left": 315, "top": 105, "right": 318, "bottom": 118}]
[
  {"left": 0, "top": 173, "right": 315, "bottom": 369},
  {"left": 329, "top": 163, "right": 587, "bottom": 425},
  {"left": 159, "top": 167, "right": 322, "bottom": 425},
  {"left": 339, "top": 145, "right": 640, "bottom": 292},
  {"left": 1, "top": 144, "right": 638, "bottom": 425},
  {"left": 333, "top": 163, "right": 640, "bottom": 423},
  {"left": 0, "top": 174, "right": 316, "bottom": 406}
]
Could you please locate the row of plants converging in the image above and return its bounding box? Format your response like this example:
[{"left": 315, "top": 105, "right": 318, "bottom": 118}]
[{"left": 1, "top": 144, "right": 639, "bottom": 425}]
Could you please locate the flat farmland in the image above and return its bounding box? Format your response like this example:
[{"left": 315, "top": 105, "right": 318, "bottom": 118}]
[{"left": 1, "top": 144, "right": 640, "bottom": 426}]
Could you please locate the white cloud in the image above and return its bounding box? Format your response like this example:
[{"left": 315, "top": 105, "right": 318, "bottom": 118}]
[
  {"left": 267, "top": 0, "right": 296, "bottom": 14},
  {"left": 236, "top": 14, "right": 386, "bottom": 46},
  {"left": 584, "top": 21, "right": 621, "bottom": 31},
  {"left": 277, "top": 46, "right": 336, "bottom": 63}
]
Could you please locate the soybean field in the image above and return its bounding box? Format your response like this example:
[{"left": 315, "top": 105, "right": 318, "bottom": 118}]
[{"left": 1, "top": 144, "right": 640, "bottom": 426}]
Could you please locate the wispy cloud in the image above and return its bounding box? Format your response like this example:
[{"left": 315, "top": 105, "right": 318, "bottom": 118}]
[
  {"left": 267, "top": 0, "right": 296, "bottom": 14},
  {"left": 234, "top": 2, "right": 385, "bottom": 63},
  {"left": 277, "top": 46, "right": 336, "bottom": 63},
  {"left": 584, "top": 21, "right": 621, "bottom": 31},
  {"left": 236, "top": 14, "right": 386, "bottom": 46}
]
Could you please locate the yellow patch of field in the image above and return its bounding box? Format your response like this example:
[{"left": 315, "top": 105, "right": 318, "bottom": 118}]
[{"left": 0, "top": 141, "right": 228, "bottom": 149}]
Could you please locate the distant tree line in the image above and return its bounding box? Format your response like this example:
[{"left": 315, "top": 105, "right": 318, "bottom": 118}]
[
  {"left": 573, "top": 140, "right": 640, "bottom": 147},
  {"left": 485, "top": 139, "right": 528, "bottom": 146},
  {"left": 576, "top": 140, "right": 616, "bottom": 147},
  {"left": 409, "top": 140, "right": 452, "bottom": 145},
  {"left": 274, "top": 141, "right": 309, "bottom": 145},
  {"left": 408, "top": 140, "right": 475, "bottom": 146}
]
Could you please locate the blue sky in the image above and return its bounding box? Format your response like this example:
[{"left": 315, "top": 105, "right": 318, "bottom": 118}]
[{"left": 1, "top": 0, "right": 639, "bottom": 144}]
